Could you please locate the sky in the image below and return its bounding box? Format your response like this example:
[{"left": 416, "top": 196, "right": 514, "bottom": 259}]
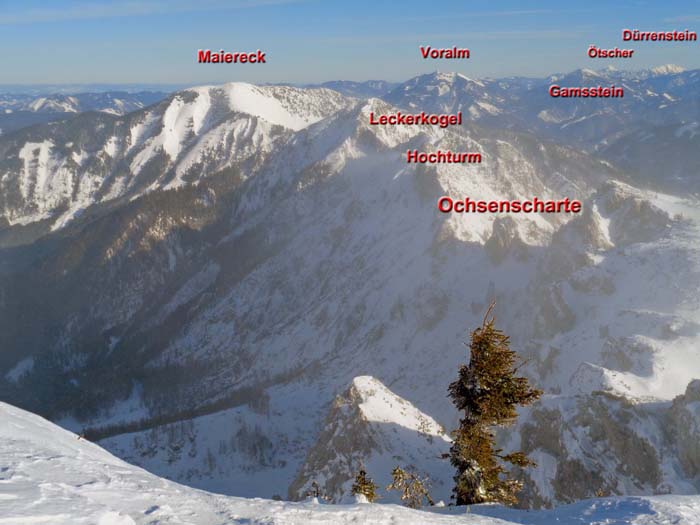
[{"left": 1, "top": 0, "right": 699, "bottom": 85}]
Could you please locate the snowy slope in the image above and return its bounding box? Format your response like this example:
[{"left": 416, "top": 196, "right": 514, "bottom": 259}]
[{"left": 4, "top": 400, "right": 700, "bottom": 524}]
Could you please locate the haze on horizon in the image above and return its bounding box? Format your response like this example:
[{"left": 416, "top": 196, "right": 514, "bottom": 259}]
[{"left": 1, "top": 0, "right": 699, "bottom": 86}]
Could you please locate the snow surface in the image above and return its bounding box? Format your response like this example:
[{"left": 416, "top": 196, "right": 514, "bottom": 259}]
[
  {"left": 3, "top": 401, "right": 700, "bottom": 524},
  {"left": 225, "top": 83, "right": 326, "bottom": 131}
]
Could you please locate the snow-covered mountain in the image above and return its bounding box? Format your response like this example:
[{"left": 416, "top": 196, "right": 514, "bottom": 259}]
[
  {"left": 383, "top": 67, "right": 699, "bottom": 142},
  {"left": 1, "top": 70, "right": 699, "bottom": 511},
  {"left": 384, "top": 71, "right": 509, "bottom": 120},
  {"left": 0, "top": 83, "right": 351, "bottom": 238},
  {"left": 288, "top": 376, "right": 452, "bottom": 503},
  {"left": 2, "top": 67, "right": 697, "bottom": 236},
  {"left": 383, "top": 67, "right": 699, "bottom": 191}
]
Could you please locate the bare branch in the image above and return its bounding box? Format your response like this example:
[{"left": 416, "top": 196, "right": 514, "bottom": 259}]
[{"left": 482, "top": 301, "right": 496, "bottom": 328}]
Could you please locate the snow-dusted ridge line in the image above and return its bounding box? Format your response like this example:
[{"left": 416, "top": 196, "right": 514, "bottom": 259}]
[{"left": 0, "top": 81, "right": 354, "bottom": 229}]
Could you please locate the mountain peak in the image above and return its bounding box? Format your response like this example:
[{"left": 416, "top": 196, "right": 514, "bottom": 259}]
[
  {"left": 289, "top": 376, "right": 451, "bottom": 503},
  {"left": 650, "top": 64, "right": 686, "bottom": 76},
  {"left": 580, "top": 68, "right": 602, "bottom": 77},
  {"left": 434, "top": 70, "right": 458, "bottom": 81}
]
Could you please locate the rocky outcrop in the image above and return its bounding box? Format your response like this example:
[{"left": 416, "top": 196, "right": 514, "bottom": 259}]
[
  {"left": 511, "top": 387, "right": 700, "bottom": 508},
  {"left": 288, "top": 376, "right": 451, "bottom": 503},
  {"left": 669, "top": 380, "right": 700, "bottom": 479}
]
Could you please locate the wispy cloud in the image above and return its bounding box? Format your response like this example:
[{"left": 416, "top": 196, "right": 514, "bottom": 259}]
[{"left": 0, "top": 0, "right": 302, "bottom": 25}]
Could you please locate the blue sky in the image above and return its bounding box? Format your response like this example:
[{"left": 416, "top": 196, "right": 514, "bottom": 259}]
[{"left": 1, "top": 0, "right": 699, "bottom": 85}]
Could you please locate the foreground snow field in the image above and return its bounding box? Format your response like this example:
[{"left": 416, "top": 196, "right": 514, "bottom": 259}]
[{"left": 1, "top": 401, "right": 700, "bottom": 524}]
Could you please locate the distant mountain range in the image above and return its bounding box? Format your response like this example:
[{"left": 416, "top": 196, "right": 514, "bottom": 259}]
[
  {"left": 0, "top": 91, "right": 170, "bottom": 136},
  {"left": 0, "top": 91, "right": 168, "bottom": 115},
  {"left": 310, "top": 80, "right": 400, "bottom": 98}
]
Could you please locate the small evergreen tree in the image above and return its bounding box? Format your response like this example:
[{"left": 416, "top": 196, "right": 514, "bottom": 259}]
[
  {"left": 305, "top": 480, "right": 327, "bottom": 500},
  {"left": 351, "top": 469, "right": 378, "bottom": 502},
  {"left": 448, "top": 304, "right": 542, "bottom": 506},
  {"left": 386, "top": 466, "right": 435, "bottom": 508}
]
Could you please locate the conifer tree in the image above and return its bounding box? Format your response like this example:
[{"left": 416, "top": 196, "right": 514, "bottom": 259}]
[
  {"left": 351, "top": 469, "right": 378, "bottom": 502},
  {"left": 305, "top": 480, "right": 326, "bottom": 500},
  {"left": 448, "top": 303, "right": 542, "bottom": 506},
  {"left": 386, "top": 466, "right": 434, "bottom": 508}
]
